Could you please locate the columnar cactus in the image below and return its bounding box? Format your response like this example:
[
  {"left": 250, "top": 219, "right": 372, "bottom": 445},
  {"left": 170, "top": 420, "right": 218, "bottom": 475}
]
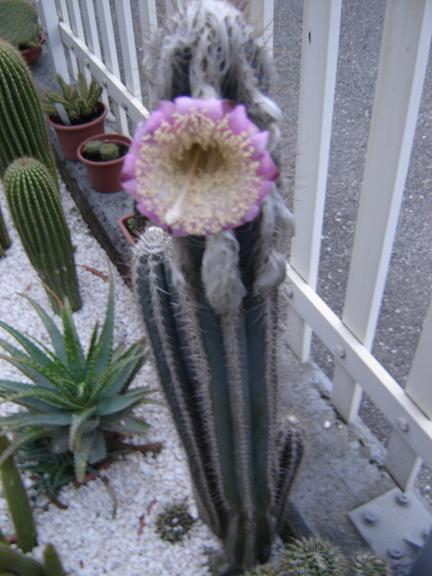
[
  {"left": 0, "top": 436, "right": 36, "bottom": 553},
  {"left": 0, "top": 206, "right": 11, "bottom": 257},
  {"left": 3, "top": 158, "right": 81, "bottom": 313},
  {"left": 134, "top": 226, "right": 303, "bottom": 572},
  {"left": 131, "top": 1, "right": 302, "bottom": 572},
  {"left": 0, "top": 41, "right": 57, "bottom": 184}
]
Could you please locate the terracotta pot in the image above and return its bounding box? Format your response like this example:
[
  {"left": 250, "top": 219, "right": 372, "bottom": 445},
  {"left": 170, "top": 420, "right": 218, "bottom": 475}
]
[
  {"left": 78, "top": 133, "right": 131, "bottom": 193},
  {"left": 118, "top": 213, "right": 137, "bottom": 245},
  {"left": 20, "top": 33, "right": 45, "bottom": 65},
  {"left": 48, "top": 102, "right": 108, "bottom": 161}
]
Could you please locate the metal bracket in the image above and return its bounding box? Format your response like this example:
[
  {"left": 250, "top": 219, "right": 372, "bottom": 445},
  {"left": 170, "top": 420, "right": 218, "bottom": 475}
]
[{"left": 349, "top": 488, "right": 432, "bottom": 572}]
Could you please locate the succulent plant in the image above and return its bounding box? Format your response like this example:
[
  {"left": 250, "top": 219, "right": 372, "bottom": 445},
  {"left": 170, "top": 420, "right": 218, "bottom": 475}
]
[
  {"left": 0, "top": 206, "right": 11, "bottom": 258},
  {"left": 0, "top": 542, "right": 67, "bottom": 576},
  {"left": 280, "top": 537, "right": 345, "bottom": 576},
  {"left": 0, "top": 272, "right": 152, "bottom": 482},
  {"left": 155, "top": 502, "right": 195, "bottom": 544},
  {"left": 0, "top": 435, "right": 36, "bottom": 552},
  {"left": 83, "top": 140, "right": 121, "bottom": 162},
  {"left": 0, "top": 41, "right": 57, "bottom": 183},
  {"left": 243, "top": 565, "right": 279, "bottom": 576},
  {"left": 350, "top": 551, "right": 392, "bottom": 576},
  {"left": 43, "top": 544, "right": 67, "bottom": 576},
  {"left": 43, "top": 72, "right": 102, "bottom": 125},
  {"left": 3, "top": 158, "right": 81, "bottom": 314},
  {"left": 0, "top": 0, "right": 41, "bottom": 49}
]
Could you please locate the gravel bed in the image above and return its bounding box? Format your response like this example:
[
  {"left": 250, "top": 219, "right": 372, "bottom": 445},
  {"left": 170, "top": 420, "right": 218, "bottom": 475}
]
[{"left": 0, "top": 177, "right": 219, "bottom": 575}]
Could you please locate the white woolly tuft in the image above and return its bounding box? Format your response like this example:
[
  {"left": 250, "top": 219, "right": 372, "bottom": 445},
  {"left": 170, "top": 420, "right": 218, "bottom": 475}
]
[
  {"left": 202, "top": 231, "right": 246, "bottom": 314},
  {"left": 169, "top": 237, "right": 193, "bottom": 288}
]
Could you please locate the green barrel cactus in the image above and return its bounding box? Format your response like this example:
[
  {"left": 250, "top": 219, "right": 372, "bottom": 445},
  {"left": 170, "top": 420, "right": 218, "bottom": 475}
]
[
  {"left": 0, "top": 436, "right": 36, "bottom": 553},
  {"left": 133, "top": 226, "right": 303, "bottom": 572},
  {"left": 0, "top": 0, "right": 41, "bottom": 50},
  {"left": 280, "top": 537, "right": 345, "bottom": 576},
  {"left": 350, "top": 551, "right": 391, "bottom": 576},
  {"left": 0, "top": 206, "right": 11, "bottom": 258},
  {"left": 0, "top": 40, "right": 57, "bottom": 184},
  {"left": 3, "top": 158, "right": 81, "bottom": 313}
]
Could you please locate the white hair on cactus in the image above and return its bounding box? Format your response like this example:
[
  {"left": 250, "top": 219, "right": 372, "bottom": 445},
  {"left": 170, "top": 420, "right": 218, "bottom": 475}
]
[{"left": 202, "top": 231, "right": 246, "bottom": 314}]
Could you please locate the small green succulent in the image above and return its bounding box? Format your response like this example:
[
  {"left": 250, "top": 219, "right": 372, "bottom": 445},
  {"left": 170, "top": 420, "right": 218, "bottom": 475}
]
[
  {"left": 350, "top": 551, "right": 392, "bottom": 576},
  {"left": 0, "top": 0, "right": 41, "bottom": 49},
  {"left": 83, "top": 140, "right": 121, "bottom": 162},
  {"left": 155, "top": 502, "right": 195, "bottom": 544},
  {"left": 43, "top": 72, "right": 102, "bottom": 125},
  {"left": 0, "top": 272, "right": 152, "bottom": 482},
  {"left": 281, "top": 537, "right": 345, "bottom": 576}
]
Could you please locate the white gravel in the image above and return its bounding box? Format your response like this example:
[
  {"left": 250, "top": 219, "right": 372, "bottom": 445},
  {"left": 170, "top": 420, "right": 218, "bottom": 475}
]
[{"left": 0, "top": 177, "right": 220, "bottom": 575}]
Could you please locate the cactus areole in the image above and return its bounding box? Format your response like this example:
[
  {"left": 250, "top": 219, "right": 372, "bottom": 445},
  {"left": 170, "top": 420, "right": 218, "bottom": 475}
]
[{"left": 121, "top": 97, "right": 278, "bottom": 236}]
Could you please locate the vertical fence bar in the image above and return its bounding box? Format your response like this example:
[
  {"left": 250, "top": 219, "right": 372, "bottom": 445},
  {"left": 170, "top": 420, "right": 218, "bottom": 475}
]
[
  {"left": 331, "top": 0, "right": 432, "bottom": 426},
  {"left": 286, "top": 0, "right": 342, "bottom": 362},
  {"left": 114, "top": 0, "right": 142, "bottom": 101},
  {"left": 94, "top": 0, "right": 128, "bottom": 134},
  {"left": 138, "top": 0, "right": 158, "bottom": 35},
  {"left": 248, "top": 0, "right": 274, "bottom": 55},
  {"left": 67, "top": 0, "right": 91, "bottom": 82},
  {"left": 58, "top": 0, "right": 78, "bottom": 78},
  {"left": 38, "top": 0, "right": 70, "bottom": 81}
]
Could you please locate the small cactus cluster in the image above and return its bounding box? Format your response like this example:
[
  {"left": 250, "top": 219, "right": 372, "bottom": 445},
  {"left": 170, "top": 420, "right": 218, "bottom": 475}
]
[
  {"left": 3, "top": 158, "right": 81, "bottom": 313},
  {"left": 83, "top": 140, "right": 121, "bottom": 162},
  {"left": 0, "top": 205, "right": 11, "bottom": 257},
  {"left": 155, "top": 502, "right": 195, "bottom": 544},
  {"left": 243, "top": 538, "right": 392, "bottom": 576},
  {"left": 0, "top": 435, "right": 67, "bottom": 575},
  {"left": 0, "top": 0, "right": 41, "bottom": 49},
  {"left": 0, "top": 41, "right": 57, "bottom": 183}
]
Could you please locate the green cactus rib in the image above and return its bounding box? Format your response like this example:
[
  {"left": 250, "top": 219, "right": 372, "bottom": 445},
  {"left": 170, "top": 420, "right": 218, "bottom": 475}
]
[
  {"left": 43, "top": 544, "right": 66, "bottom": 576},
  {"left": 0, "top": 436, "right": 37, "bottom": 553},
  {"left": 134, "top": 224, "right": 303, "bottom": 572},
  {"left": 0, "top": 206, "right": 11, "bottom": 257},
  {"left": 0, "top": 1, "right": 40, "bottom": 49},
  {"left": 3, "top": 158, "right": 81, "bottom": 313},
  {"left": 0, "top": 41, "right": 57, "bottom": 184},
  {"left": 0, "top": 544, "right": 45, "bottom": 576}
]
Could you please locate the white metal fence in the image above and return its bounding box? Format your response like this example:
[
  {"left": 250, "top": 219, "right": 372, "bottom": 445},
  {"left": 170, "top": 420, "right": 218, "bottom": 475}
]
[{"left": 37, "top": 0, "right": 432, "bottom": 493}]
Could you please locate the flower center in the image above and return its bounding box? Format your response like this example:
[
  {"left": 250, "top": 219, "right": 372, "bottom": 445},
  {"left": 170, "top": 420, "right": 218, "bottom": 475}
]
[{"left": 175, "top": 142, "right": 226, "bottom": 176}]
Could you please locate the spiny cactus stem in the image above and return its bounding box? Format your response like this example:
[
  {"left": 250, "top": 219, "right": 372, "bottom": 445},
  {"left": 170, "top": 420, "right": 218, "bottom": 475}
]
[
  {"left": 0, "top": 207, "right": 11, "bottom": 257},
  {"left": 0, "top": 436, "right": 37, "bottom": 553}
]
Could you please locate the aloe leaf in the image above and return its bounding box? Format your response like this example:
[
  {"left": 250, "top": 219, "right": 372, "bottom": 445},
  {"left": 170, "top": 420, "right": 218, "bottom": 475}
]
[
  {"left": 69, "top": 407, "right": 97, "bottom": 451},
  {"left": 0, "top": 412, "right": 71, "bottom": 430},
  {"left": 61, "top": 300, "right": 84, "bottom": 376},
  {"left": 0, "top": 320, "right": 52, "bottom": 367},
  {"left": 20, "top": 295, "right": 66, "bottom": 364},
  {"left": 74, "top": 432, "right": 96, "bottom": 482},
  {"left": 6, "top": 388, "right": 82, "bottom": 410},
  {"left": 90, "top": 270, "right": 114, "bottom": 378},
  {"left": 0, "top": 337, "right": 28, "bottom": 361},
  {"left": 0, "top": 354, "right": 55, "bottom": 389},
  {"left": 0, "top": 429, "right": 51, "bottom": 465},
  {"left": 96, "top": 388, "right": 152, "bottom": 416},
  {"left": 84, "top": 321, "right": 99, "bottom": 366},
  {"left": 88, "top": 431, "right": 107, "bottom": 464},
  {"left": 89, "top": 353, "right": 144, "bottom": 401},
  {"left": 101, "top": 414, "right": 150, "bottom": 435}
]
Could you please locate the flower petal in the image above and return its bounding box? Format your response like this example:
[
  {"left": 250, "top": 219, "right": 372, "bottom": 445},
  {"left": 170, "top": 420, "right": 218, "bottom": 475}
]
[{"left": 257, "top": 153, "right": 279, "bottom": 180}]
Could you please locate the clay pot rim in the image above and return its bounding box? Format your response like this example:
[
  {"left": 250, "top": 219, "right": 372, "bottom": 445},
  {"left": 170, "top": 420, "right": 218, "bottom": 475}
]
[
  {"left": 47, "top": 102, "right": 108, "bottom": 133},
  {"left": 77, "top": 133, "right": 131, "bottom": 168}
]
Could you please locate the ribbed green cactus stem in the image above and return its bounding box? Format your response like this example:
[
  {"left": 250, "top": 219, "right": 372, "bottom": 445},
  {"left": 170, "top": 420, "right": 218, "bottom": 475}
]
[
  {"left": 0, "top": 436, "right": 37, "bottom": 553},
  {"left": 3, "top": 158, "right": 81, "bottom": 313},
  {"left": 0, "top": 206, "right": 11, "bottom": 258},
  {"left": 0, "top": 1, "right": 40, "bottom": 49},
  {"left": 43, "top": 544, "right": 66, "bottom": 576},
  {"left": 0, "top": 41, "right": 57, "bottom": 185},
  {"left": 100, "top": 143, "right": 119, "bottom": 161},
  {"left": 133, "top": 224, "right": 303, "bottom": 573},
  {"left": 281, "top": 537, "right": 346, "bottom": 576},
  {"left": 0, "top": 544, "right": 45, "bottom": 576},
  {"left": 350, "top": 551, "right": 391, "bottom": 576}
]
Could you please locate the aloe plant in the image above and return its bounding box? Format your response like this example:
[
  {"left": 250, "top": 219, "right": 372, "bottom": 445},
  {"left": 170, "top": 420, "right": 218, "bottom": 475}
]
[
  {"left": 3, "top": 158, "right": 81, "bottom": 314},
  {"left": 0, "top": 542, "right": 67, "bottom": 576},
  {"left": 0, "top": 0, "right": 41, "bottom": 49},
  {"left": 0, "top": 207, "right": 10, "bottom": 258},
  {"left": 43, "top": 72, "right": 102, "bottom": 125},
  {"left": 0, "top": 41, "right": 57, "bottom": 183},
  {"left": 0, "top": 273, "right": 152, "bottom": 482}
]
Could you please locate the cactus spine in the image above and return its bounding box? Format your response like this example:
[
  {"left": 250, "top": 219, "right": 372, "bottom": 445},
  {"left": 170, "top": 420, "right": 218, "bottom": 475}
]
[
  {"left": 0, "top": 41, "right": 57, "bottom": 184},
  {"left": 3, "top": 158, "right": 81, "bottom": 313},
  {"left": 133, "top": 226, "right": 303, "bottom": 572},
  {"left": 0, "top": 436, "right": 36, "bottom": 553},
  {"left": 0, "top": 207, "right": 11, "bottom": 257}
]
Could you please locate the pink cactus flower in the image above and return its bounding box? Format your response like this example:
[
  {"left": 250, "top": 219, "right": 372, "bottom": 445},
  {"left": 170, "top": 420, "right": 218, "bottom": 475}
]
[{"left": 120, "top": 97, "right": 279, "bottom": 236}]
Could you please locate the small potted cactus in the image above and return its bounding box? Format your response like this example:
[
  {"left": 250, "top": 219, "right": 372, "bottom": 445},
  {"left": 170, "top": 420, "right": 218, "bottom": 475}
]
[
  {"left": 44, "top": 72, "right": 107, "bottom": 160},
  {"left": 0, "top": 0, "right": 45, "bottom": 65},
  {"left": 78, "top": 133, "right": 131, "bottom": 192}
]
